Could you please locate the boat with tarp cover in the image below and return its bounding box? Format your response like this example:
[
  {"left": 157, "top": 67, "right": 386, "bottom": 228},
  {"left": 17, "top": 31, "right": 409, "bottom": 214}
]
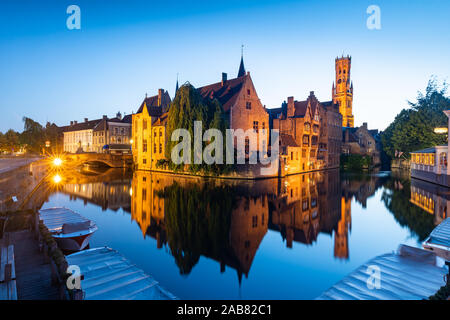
[
  {"left": 39, "top": 207, "right": 98, "bottom": 251},
  {"left": 66, "top": 247, "right": 177, "bottom": 300},
  {"left": 423, "top": 218, "right": 450, "bottom": 260},
  {"left": 316, "top": 245, "right": 448, "bottom": 300}
]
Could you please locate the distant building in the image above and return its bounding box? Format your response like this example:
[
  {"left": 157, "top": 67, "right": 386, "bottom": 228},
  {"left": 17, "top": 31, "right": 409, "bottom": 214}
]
[
  {"left": 62, "top": 114, "right": 132, "bottom": 153},
  {"left": 342, "top": 122, "right": 381, "bottom": 165},
  {"left": 132, "top": 89, "right": 171, "bottom": 170},
  {"left": 332, "top": 56, "right": 354, "bottom": 128},
  {"left": 92, "top": 113, "right": 132, "bottom": 153},
  {"left": 272, "top": 91, "right": 323, "bottom": 173}
]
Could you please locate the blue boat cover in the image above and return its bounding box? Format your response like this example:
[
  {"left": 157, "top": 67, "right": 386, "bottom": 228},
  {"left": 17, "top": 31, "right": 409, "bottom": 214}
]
[
  {"left": 66, "top": 247, "right": 177, "bottom": 300},
  {"left": 316, "top": 245, "right": 448, "bottom": 300},
  {"left": 428, "top": 218, "right": 450, "bottom": 248}
]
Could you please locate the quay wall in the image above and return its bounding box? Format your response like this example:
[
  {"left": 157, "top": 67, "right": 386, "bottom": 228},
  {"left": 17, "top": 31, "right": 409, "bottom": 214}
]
[
  {"left": 411, "top": 169, "right": 450, "bottom": 188},
  {"left": 0, "top": 160, "right": 50, "bottom": 212}
]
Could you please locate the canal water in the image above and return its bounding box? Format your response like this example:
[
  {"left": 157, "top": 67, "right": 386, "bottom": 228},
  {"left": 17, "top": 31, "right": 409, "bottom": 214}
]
[{"left": 39, "top": 167, "right": 445, "bottom": 299}]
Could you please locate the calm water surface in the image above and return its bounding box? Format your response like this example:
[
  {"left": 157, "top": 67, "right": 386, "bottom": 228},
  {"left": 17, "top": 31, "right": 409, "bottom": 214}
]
[{"left": 39, "top": 168, "right": 444, "bottom": 299}]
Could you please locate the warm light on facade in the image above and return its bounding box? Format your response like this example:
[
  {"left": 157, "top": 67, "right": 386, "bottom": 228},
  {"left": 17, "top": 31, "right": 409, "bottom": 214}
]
[{"left": 434, "top": 127, "right": 448, "bottom": 134}]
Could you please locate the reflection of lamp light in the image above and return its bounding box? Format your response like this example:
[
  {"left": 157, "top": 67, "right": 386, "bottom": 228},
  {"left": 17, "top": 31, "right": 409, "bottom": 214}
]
[
  {"left": 53, "top": 174, "right": 62, "bottom": 184},
  {"left": 53, "top": 158, "right": 62, "bottom": 166}
]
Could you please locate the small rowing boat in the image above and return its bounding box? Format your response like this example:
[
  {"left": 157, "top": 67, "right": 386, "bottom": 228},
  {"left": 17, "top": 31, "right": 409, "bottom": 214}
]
[
  {"left": 39, "top": 207, "right": 98, "bottom": 251},
  {"left": 422, "top": 218, "right": 450, "bottom": 260}
]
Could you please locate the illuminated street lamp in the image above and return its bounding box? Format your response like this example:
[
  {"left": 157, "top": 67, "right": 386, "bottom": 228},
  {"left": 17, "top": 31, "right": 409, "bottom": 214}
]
[
  {"left": 53, "top": 157, "right": 63, "bottom": 166},
  {"left": 53, "top": 174, "right": 62, "bottom": 184},
  {"left": 130, "top": 139, "right": 134, "bottom": 144}
]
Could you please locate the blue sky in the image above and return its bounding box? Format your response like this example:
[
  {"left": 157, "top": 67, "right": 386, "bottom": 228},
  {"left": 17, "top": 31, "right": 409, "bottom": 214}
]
[{"left": 0, "top": 0, "right": 449, "bottom": 132}]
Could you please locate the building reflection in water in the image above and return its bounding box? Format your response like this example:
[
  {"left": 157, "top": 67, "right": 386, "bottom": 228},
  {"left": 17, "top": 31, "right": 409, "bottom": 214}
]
[{"left": 57, "top": 168, "right": 444, "bottom": 283}]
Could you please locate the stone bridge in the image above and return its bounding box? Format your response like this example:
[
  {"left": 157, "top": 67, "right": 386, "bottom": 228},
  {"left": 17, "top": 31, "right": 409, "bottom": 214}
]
[{"left": 64, "top": 153, "right": 133, "bottom": 168}]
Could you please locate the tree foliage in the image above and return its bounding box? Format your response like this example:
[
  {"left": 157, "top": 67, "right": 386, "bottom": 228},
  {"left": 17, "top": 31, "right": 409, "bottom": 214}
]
[
  {"left": 165, "top": 83, "right": 232, "bottom": 175},
  {"left": 381, "top": 78, "right": 450, "bottom": 159}
]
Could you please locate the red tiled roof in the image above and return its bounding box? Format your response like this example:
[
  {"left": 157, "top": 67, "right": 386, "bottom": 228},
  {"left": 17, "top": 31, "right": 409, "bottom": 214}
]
[{"left": 197, "top": 75, "right": 246, "bottom": 112}]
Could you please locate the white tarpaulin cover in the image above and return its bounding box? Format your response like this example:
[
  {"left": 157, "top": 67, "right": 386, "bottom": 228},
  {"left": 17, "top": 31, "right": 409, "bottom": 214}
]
[
  {"left": 316, "top": 245, "right": 448, "bottom": 300},
  {"left": 39, "top": 207, "right": 93, "bottom": 233},
  {"left": 66, "top": 247, "right": 177, "bottom": 300},
  {"left": 427, "top": 218, "right": 450, "bottom": 248}
]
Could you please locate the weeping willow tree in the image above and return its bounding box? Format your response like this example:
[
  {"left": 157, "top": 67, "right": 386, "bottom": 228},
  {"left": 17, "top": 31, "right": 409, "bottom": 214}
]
[
  {"left": 165, "top": 83, "right": 233, "bottom": 175},
  {"left": 159, "top": 182, "right": 236, "bottom": 274}
]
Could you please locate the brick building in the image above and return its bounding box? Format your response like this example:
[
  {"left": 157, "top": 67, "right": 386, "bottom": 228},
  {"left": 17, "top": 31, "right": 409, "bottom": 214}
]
[{"left": 342, "top": 122, "right": 381, "bottom": 165}]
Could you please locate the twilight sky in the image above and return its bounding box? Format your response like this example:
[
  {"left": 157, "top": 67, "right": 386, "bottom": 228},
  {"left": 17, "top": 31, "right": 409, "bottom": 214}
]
[{"left": 0, "top": 0, "right": 449, "bottom": 132}]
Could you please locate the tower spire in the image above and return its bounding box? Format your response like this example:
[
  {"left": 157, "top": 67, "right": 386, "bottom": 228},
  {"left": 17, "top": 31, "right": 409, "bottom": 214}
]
[
  {"left": 175, "top": 73, "right": 179, "bottom": 95},
  {"left": 238, "top": 44, "right": 246, "bottom": 77}
]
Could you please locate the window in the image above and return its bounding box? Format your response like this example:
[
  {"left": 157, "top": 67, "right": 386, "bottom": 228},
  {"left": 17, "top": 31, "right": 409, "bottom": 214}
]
[
  {"left": 143, "top": 158, "right": 147, "bottom": 164},
  {"left": 159, "top": 130, "right": 162, "bottom": 137},
  {"left": 154, "top": 143, "right": 157, "bottom": 153},
  {"left": 121, "top": 128, "right": 124, "bottom": 134},
  {"left": 303, "top": 135, "right": 309, "bottom": 146},
  {"left": 302, "top": 199, "right": 309, "bottom": 211},
  {"left": 154, "top": 131, "right": 157, "bottom": 137},
  {"left": 291, "top": 152, "right": 294, "bottom": 161},
  {"left": 245, "top": 138, "right": 250, "bottom": 154},
  {"left": 252, "top": 216, "right": 258, "bottom": 228},
  {"left": 253, "top": 121, "right": 258, "bottom": 132},
  {"left": 159, "top": 143, "right": 162, "bottom": 153},
  {"left": 304, "top": 123, "right": 311, "bottom": 132},
  {"left": 143, "top": 120, "right": 147, "bottom": 130},
  {"left": 247, "top": 89, "right": 251, "bottom": 95},
  {"left": 262, "top": 122, "right": 265, "bottom": 130},
  {"left": 246, "top": 101, "right": 252, "bottom": 110},
  {"left": 143, "top": 139, "right": 147, "bottom": 152},
  {"left": 311, "top": 136, "right": 318, "bottom": 146}
]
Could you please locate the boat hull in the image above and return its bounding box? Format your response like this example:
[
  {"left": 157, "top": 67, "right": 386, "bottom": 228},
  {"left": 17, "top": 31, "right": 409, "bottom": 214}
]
[
  {"left": 54, "top": 232, "right": 94, "bottom": 251},
  {"left": 422, "top": 242, "right": 450, "bottom": 260}
]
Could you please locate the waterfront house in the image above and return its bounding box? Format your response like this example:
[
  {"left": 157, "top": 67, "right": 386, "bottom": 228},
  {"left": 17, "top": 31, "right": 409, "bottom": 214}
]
[
  {"left": 410, "top": 109, "right": 450, "bottom": 187},
  {"left": 132, "top": 89, "right": 171, "bottom": 170}
]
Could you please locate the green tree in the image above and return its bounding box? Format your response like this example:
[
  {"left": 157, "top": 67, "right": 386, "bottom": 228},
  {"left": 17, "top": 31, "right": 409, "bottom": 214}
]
[
  {"left": 3, "top": 129, "right": 20, "bottom": 152},
  {"left": 21, "top": 117, "right": 44, "bottom": 153},
  {"left": 381, "top": 78, "right": 449, "bottom": 159},
  {"left": 166, "top": 83, "right": 231, "bottom": 175}
]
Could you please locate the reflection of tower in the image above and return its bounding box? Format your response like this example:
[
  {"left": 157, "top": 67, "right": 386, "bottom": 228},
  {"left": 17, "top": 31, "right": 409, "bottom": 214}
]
[
  {"left": 334, "top": 196, "right": 351, "bottom": 259},
  {"left": 229, "top": 195, "right": 268, "bottom": 283},
  {"left": 332, "top": 56, "right": 354, "bottom": 128}
]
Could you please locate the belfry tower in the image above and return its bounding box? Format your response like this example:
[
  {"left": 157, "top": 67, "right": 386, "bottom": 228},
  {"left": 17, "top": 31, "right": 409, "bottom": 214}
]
[{"left": 332, "top": 55, "right": 354, "bottom": 127}]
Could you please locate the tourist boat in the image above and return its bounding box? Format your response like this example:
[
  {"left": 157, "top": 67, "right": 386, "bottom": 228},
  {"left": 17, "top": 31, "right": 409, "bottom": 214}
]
[
  {"left": 422, "top": 218, "right": 450, "bottom": 260},
  {"left": 38, "top": 207, "right": 98, "bottom": 251},
  {"left": 66, "top": 247, "right": 177, "bottom": 300}
]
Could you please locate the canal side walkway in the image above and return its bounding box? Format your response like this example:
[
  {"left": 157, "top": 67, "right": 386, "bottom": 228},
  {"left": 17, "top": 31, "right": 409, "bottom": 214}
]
[{"left": 1, "top": 230, "right": 59, "bottom": 299}]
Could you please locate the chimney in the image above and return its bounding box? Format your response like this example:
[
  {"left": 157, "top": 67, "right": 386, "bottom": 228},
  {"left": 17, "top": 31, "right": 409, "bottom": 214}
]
[
  {"left": 103, "top": 115, "right": 108, "bottom": 120},
  {"left": 84, "top": 118, "right": 88, "bottom": 123},
  {"left": 158, "top": 89, "right": 164, "bottom": 106},
  {"left": 221, "top": 72, "right": 227, "bottom": 86},
  {"left": 70, "top": 121, "right": 73, "bottom": 126},
  {"left": 310, "top": 91, "right": 315, "bottom": 97},
  {"left": 287, "top": 97, "right": 295, "bottom": 118},
  {"left": 363, "top": 122, "right": 368, "bottom": 130},
  {"left": 74, "top": 120, "right": 78, "bottom": 124}
]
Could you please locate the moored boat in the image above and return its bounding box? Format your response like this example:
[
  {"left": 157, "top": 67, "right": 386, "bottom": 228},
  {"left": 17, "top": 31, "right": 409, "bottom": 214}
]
[
  {"left": 66, "top": 247, "right": 177, "bottom": 300},
  {"left": 422, "top": 218, "right": 450, "bottom": 260},
  {"left": 39, "top": 207, "right": 98, "bottom": 251}
]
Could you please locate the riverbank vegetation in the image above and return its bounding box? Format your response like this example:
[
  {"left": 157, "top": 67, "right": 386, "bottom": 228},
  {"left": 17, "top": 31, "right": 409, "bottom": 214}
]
[
  {"left": 0, "top": 117, "right": 60, "bottom": 154},
  {"left": 381, "top": 78, "right": 450, "bottom": 160},
  {"left": 340, "top": 154, "right": 373, "bottom": 171}
]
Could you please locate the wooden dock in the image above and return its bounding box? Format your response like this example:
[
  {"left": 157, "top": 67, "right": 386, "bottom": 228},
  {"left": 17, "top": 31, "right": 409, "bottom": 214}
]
[{"left": 1, "top": 230, "right": 59, "bottom": 300}]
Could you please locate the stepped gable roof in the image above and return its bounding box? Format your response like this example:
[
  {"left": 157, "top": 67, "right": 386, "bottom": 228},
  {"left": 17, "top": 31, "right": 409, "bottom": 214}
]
[{"left": 197, "top": 75, "right": 247, "bottom": 112}]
